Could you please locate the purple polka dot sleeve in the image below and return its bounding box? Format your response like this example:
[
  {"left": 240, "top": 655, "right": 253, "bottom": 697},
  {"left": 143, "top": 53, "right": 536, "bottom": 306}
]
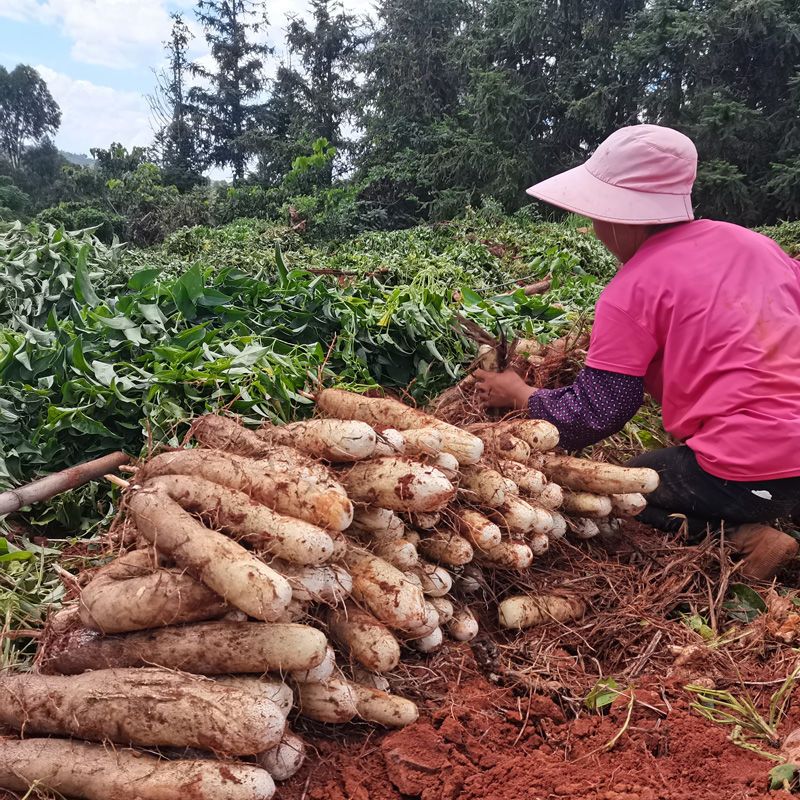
[{"left": 527, "top": 367, "right": 644, "bottom": 451}]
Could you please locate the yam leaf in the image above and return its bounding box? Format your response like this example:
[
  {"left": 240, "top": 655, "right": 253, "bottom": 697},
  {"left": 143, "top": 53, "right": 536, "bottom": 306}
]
[{"left": 74, "top": 244, "right": 100, "bottom": 307}]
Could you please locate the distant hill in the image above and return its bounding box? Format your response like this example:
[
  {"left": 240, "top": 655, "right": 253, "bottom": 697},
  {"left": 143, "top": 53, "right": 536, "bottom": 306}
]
[{"left": 60, "top": 151, "right": 95, "bottom": 168}]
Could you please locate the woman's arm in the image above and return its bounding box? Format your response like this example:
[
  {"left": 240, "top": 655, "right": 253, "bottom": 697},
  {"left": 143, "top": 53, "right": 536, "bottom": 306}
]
[
  {"left": 527, "top": 367, "right": 643, "bottom": 450},
  {"left": 474, "top": 366, "right": 644, "bottom": 451}
]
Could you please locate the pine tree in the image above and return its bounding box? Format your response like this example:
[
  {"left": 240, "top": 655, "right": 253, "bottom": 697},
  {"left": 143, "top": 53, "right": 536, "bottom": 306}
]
[
  {"left": 190, "top": 0, "right": 271, "bottom": 183},
  {"left": 149, "top": 13, "right": 205, "bottom": 190},
  {"left": 253, "top": 0, "right": 364, "bottom": 185}
]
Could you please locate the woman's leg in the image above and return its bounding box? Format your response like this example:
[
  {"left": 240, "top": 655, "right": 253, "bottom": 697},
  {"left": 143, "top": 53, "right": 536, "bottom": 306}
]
[
  {"left": 627, "top": 446, "right": 800, "bottom": 536},
  {"left": 626, "top": 446, "right": 729, "bottom": 537},
  {"left": 627, "top": 445, "right": 800, "bottom": 578}
]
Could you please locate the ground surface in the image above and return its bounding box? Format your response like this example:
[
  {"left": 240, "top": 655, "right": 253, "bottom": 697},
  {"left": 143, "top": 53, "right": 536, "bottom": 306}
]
[{"left": 280, "top": 522, "right": 800, "bottom": 800}]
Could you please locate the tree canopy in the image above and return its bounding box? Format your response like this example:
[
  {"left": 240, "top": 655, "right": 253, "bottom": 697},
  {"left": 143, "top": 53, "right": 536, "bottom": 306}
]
[{"left": 1, "top": 0, "right": 798, "bottom": 236}]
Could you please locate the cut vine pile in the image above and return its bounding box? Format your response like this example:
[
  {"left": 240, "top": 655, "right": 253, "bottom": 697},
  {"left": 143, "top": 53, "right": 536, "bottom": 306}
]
[{"left": 0, "top": 388, "right": 664, "bottom": 800}]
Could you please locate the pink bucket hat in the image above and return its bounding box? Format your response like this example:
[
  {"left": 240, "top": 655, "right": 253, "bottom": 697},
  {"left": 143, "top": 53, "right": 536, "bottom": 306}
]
[{"left": 526, "top": 124, "right": 697, "bottom": 224}]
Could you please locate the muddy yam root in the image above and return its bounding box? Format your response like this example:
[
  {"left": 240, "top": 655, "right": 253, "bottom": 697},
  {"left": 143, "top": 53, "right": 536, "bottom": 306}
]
[
  {"left": 340, "top": 457, "right": 455, "bottom": 512},
  {"left": 259, "top": 418, "right": 378, "bottom": 462},
  {"left": 498, "top": 594, "right": 587, "bottom": 629},
  {"left": 316, "top": 388, "right": 483, "bottom": 464},
  {"left": 0, "top": 738, "right": 276, "bottom": 800},
  {"left": 0, "top": 668, "right": 285, "bottom": 755},
  {"left": 540, "top": 454, "right": 659, "bottom": 495},
  {"left": 141, "top": 449, "right": 353, "bottom": 531},
  {"left": 345, "top": 550, "right": 429, "bottom": 632},
  {"left": 129, "top": 487, "right": 292, "bottom": 622},
  {"left": 145, "top": 475, "right": 335, "bottom": 565},
  {"left": 43, "top": 620, "right": 328, "bottom": 676},
  {"left": 328, "top": 601, "right": 401, "bottom": 673},
  {"left": 79, "top": 549, "right": 229, "bottom": 634}
]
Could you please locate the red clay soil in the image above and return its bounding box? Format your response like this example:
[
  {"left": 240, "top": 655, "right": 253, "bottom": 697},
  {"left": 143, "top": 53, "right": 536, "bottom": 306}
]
[{"left": 284, "top": 664, "right": 791, "bottom": 800}]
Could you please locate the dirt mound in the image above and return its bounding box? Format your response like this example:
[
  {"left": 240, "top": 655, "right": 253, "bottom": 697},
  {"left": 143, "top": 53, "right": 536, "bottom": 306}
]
[
  {"left": 282, "top": 664, "right": 785, "bottom": 800},
  {"left": 277, "top": 521, "right": 800, "bottom": 800}
]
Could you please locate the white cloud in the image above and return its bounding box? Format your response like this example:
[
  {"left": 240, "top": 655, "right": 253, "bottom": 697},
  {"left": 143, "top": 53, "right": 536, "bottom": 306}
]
[
  {"left": 36, "top": 65, "right": 152, "bottom": 154},
  {"left": 2, "top": 0, "right": 178, "bottom": 69}
]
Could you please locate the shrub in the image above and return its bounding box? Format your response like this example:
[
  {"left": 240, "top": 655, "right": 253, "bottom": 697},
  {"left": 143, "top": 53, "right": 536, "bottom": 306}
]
[{"left": 36, "top": 203, "right": 125, "bottom": 243}]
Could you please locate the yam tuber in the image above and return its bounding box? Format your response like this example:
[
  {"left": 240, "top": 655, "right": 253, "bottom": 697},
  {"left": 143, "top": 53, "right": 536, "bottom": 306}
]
[
  {"left": 146, "top": 475, "right": 335, "bottom": 565},
  {"left": 561, "top": 490, "right": 613, "bottom": 518},
  {"left": 327, "top": 602, "right": 401, "bottom": 673},
  {"left": 540, "top": 453, "right": 659, "bottom": 495},
  {"left": 352, "top": 683, "right": 419, "bottom": 728},
  {"left": 142, "top": 449, "right": 353, "bottom": 531},
  {"left": 259, "top": 419, "right": 377, "bottom": 461},
  {"left": 43, "top": 621, "right": 328, "bottom": 676},
  {"left": 255, "top": 730, "right": 307, "bottom": 781},
  {"left": 418, "top": 530, "right": 474, "bottom": 566},
  {"left": 346, "top": 550, "right": 429, "bottom": 632},
  {"left": 128, "top": 487, "right": 292, "bottom": 622},
  {"left": 458, "top": 465, "right": 507, "bottom": 507},
  {"left": 0, "top": 668, "right": 284, "bottom": 755},
  {"left": 340, "top": 457, "right": 455, "bottom": 512},
  {"left": 129, "top": 487, "right": 292, "bottom": 622},
  {"left": 316, "top": 389, "right": 483, "bottom": 464},
  {"left": 0, "top": 739, "right": 276, "bottom": 800},
  {"left": 297, "top": 678, "right": 358, "bottom": 723},
  {"left": 498, "top": 594, "right": 586, "bottom": 629},
  {"left": 79, "top": 549, "right": 229, "bottom": 634}
]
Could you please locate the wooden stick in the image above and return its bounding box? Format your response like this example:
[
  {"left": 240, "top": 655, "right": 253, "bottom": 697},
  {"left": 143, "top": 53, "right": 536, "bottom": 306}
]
[{"left": 0, "top": 452, "right": 130, "bottom": 516}]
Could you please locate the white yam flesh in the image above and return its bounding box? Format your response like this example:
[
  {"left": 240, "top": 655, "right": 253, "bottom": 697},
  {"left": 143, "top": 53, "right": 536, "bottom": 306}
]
[{"left": 434, "top": 452, "right": 459, "bottom": 479}]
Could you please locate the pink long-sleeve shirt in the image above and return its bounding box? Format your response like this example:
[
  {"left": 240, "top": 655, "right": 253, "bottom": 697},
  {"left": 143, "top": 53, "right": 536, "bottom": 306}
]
[{"left": 585, "top": 219, "right": 800, "bottom": 481}]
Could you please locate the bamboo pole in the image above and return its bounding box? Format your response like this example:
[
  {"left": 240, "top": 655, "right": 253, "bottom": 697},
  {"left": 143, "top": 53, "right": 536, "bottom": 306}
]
[{"left": 0, "top": 452, "right": 130, "bottom": 516}]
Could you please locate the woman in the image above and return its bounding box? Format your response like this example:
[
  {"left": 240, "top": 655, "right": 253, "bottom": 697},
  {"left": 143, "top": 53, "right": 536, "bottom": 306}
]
[{"left": 476, "top": 124, "right": 800, "bottom": 580}]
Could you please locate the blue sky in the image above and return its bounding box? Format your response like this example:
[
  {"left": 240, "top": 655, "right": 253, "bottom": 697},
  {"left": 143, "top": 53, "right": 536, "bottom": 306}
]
[{"left": 0, "top": 0, "right": 371, "bottom": 166}]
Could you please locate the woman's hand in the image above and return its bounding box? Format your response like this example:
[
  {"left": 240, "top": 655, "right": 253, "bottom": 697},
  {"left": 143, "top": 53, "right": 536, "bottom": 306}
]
[{"left": 474, "top": 369, "right": 536, "bottom": 410}]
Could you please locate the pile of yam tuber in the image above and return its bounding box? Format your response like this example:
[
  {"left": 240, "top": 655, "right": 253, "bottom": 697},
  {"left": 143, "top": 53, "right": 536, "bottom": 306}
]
[{"left": 0, "top": 388, "right": 658, "bottom": 800}]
